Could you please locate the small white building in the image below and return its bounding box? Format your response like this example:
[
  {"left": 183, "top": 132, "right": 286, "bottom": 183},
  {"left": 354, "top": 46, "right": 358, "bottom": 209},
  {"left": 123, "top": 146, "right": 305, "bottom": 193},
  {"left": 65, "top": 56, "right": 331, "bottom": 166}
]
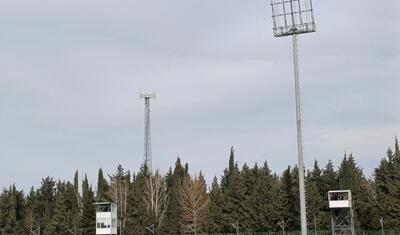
[
  {"left": 94, "top": 202, "right": 118, "bottom": 235},
  {"left": 328, "top": 190, "right": 352, "bottom": 208}
]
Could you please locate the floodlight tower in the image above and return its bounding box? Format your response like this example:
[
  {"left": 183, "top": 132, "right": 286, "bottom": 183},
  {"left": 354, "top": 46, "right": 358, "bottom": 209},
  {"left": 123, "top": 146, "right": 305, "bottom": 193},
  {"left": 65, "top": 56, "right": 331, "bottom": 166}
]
[
  {"left": 270, "top": 1, "right": 316, "bottom": 235},
  {"left": 140, "top": 92, "right": 156, "bottom": 171}
]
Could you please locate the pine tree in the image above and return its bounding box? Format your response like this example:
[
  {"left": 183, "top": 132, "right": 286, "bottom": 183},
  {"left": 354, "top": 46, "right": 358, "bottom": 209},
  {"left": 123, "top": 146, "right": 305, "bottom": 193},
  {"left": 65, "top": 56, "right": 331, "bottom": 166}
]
[
  {"left": 163, "top": 157, "right": 187, "bottom": 234},
  {"left": 206, "top": 176, "right": 224, "bottom": 233},
  {"left": 125, "top": 165, "right": 151, "bottom": 234},
  {"left": 337, "top": 153, "right": 374, "bottom": 230},
  {"left": 25, "top": 187, "right": 39, "bottom": 232},
  {"left": 79, "top": 175, "right": 95, "bottom": 235},
  {"left": 46, "top": 181, "right": 69, "bottom": 235},
  {"left": 375, "top": 139, "right": 400, "bottom": 229},
  {"left": 306, "top": 176, "right": 323, "bottom": 232},
  {"left": 38, "top": 177, "right": 56, "bottom": 232},
  {"left": 252, "top": 161, "right": 280, "bottom": 232},
  {"left": 0, "top": 185, "right": 25, "bottom": 234}
]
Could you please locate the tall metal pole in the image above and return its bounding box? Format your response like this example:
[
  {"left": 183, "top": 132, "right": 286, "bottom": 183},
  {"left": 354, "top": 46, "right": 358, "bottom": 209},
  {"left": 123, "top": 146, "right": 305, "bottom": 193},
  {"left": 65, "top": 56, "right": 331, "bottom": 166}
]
[{"left": 292, "top": 33, "right": 307, "bottom": 235}]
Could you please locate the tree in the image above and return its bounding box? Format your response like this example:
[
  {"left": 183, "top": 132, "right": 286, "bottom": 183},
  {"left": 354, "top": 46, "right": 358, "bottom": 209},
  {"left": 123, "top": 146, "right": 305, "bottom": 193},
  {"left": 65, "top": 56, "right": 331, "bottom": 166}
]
[
  {"left": 64, "top": 182, "right": 81, "bottom": 229},
  {"left": 96, "top": 168, "right": 109, "bottom": 202},
  {"left": 205, "top": 176, "right": 224, "bottom": 233},
  {"left": 178, "top": 174, "right": 209, "bottom": 234},
  {"left": 144, "top": 170, "right": 168, "bottom": 232},
  {"left": 46, "top": 181, "right": 69, "bottom": 235},
  {"left": 337, "top": 153, "right": 372, "bottom": 229},
  {"left": 107, "top": 164, "right": 130, "bottom": 230},
  {"left": 37, "top": 177, "right": 56, "bottom": 232},
  {"left": 220, "top": 147, "right": 246, "bottom": 232},
  {"left": 163, "top": 157, "right": 187, "bottom": 234},
  {"left": 306, "top": 160, "right": 325, "bottom": 232},
  {"left": 0, "top": 185, "right": 25, "bottom": 234},
  {"left": 79, "top": 175, "right": 95, "bottom": 235},
  {"left": 374, "top": 139, "right": 400, "bottom": 229},
  {"left": 255, "top": 161, "right": 281, "bottom": 232},
  {"left": 73, "top": 170, "right": 81, "bottom": 210},
  {"left": 125, "top": 165, "right": 152, "bottom": 234},
  {"left": 24, "top": 187, "right": 38, "bottom": 232}
]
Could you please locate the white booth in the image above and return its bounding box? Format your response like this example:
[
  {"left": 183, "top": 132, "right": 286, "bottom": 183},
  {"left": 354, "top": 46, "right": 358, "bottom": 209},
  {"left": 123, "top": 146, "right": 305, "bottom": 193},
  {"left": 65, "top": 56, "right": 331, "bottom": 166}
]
[
  {"left": 328, "top": 190, "right": 352, "bottom": 208},
  {"left": 94, "top": 202, "right": 118, "bottom": 235},
  {"left": 328, "top": 190, "right": 355, "bottom": 235}
]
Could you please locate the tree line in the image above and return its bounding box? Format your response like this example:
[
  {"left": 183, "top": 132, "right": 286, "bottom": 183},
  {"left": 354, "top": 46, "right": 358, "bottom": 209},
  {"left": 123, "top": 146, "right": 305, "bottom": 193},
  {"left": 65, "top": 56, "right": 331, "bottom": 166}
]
[{"left": 0, "top": 138, "right": 400, "bottom": 234}]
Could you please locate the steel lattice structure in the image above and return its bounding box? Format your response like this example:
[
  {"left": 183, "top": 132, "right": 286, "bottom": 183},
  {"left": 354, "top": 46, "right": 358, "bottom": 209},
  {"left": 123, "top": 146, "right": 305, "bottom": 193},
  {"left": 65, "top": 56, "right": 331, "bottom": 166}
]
[
  {"left": 328, "top": 190, "right": 355, "bottom": 235},
  {"left": 140, "top": 92, "right": 155, "bottom": 171},
  {"left": 271, "top": 0, "right": 316, "bottom": 37}
]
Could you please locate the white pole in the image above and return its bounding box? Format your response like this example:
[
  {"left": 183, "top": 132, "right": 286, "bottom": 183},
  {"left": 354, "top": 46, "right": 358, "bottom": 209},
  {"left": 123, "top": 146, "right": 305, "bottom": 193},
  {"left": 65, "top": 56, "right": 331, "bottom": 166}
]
[{"left": 292, "top": 33, "right": 308, "bottom": 235}]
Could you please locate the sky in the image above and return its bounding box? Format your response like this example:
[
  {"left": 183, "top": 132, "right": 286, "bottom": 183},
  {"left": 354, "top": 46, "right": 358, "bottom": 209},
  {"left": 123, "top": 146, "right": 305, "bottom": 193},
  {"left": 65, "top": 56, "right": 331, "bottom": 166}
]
[{"left": 0, "top": 0, "right": 399, "bottom": 191}]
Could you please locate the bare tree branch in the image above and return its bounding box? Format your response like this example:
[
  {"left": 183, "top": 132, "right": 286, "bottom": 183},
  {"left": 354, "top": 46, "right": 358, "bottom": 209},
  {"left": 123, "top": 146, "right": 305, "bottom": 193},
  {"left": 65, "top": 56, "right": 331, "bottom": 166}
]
[
  {"left": 178, "top": 174, "right": 209, "bottom": 234},
  {"left": 144, "top": 170, "right": 169, "bottom": 231}
]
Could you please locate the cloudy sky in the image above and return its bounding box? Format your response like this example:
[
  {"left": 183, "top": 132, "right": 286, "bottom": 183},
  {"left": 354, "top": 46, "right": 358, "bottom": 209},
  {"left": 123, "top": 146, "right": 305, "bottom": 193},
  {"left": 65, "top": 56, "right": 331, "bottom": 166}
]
[{"left": 0, "top": 0, "right": 399, "bottom": 190}]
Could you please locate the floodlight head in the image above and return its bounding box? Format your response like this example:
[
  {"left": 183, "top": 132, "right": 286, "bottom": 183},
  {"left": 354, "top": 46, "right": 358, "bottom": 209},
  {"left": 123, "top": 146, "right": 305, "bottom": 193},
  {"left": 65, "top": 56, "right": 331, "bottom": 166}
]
[
  {"left": 271, "top": 0, "right": 316, "bottom": 37},
  {"left": 140, "top": 92, "right": 156, "bottom": 100}
]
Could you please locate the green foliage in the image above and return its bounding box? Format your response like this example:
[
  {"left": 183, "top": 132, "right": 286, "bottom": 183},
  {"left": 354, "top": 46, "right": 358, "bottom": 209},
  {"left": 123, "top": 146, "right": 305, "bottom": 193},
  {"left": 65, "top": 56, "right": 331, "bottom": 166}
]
[
  {"left": 163, "top": 157, "right": 188, "bottom": 234},
  {"left": 374, "top": 138, "right": 400, "bottom": 229},
  {"left": 125, "top": 165, "right": 151, "bottom": 234},
  {"left": 1, "top": 138, "right": 400, "bottom": 234},
  {"left": 79, "top": 175, "right": 95, "bottom": 235},
  {"left": 96, "top": 168, "right": 109, "bottom": 202},
  {"left": 46, "top": 181, "right": 69, "bottom": 235}
]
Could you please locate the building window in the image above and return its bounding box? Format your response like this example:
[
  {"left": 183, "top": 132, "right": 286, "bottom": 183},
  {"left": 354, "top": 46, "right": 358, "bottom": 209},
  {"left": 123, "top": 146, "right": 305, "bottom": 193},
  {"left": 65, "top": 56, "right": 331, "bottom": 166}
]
[{"left": 96, "top": 218, "right": 111, "bottom": 228}]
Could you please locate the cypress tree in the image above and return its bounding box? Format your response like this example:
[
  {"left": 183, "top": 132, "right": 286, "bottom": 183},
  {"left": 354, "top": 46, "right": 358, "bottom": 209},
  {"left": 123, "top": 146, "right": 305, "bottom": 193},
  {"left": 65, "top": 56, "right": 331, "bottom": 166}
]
[
  {"left": 220, "top": 147, "right": 246, "bottom": 232},
  {"left": 96, "top": 168, "right": 109, "bottom": 202}
]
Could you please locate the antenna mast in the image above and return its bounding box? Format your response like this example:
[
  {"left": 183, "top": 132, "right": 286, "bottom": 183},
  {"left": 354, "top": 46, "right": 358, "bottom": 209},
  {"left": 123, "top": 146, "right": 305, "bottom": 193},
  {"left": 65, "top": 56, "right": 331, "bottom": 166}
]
[{"left": 140, "top": 92, "right": 156, "bottom": 171}]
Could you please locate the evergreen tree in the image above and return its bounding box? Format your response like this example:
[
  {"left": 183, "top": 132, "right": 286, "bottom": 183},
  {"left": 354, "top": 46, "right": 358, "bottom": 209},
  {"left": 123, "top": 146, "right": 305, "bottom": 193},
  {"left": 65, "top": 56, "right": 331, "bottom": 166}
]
[
  {"left": 96, "top": 168, "right": 109, "bottom": 202},
  {"left": 252, "top": 161, "right": 280, "bottom": 232},
  {"left": 0, "top": 185, "right": 25, "bottom": 234},
  {"left": 220, "top": 147, "right": 246, "bottom": 232},
  {"left": 163, "top": 157, "right": 187, "bottom": 234},
  {"left": 37, "top": 177, "right": 56, "bottom": 232},
  {"left": 306, "top": 160, "right": 325, "bottom": 232},
  {"left": 79, "top": 175, "right": 95, "bottom": 235},
  {"left": 64, "top": 182, "right": 80, "bottom": 229},
  {"left": 206, "top": 176, "right": 224, "bottom": 233},
  {"left": 375, "top": 139, "right": 400, "bottom": 229},
  {"left": 125, "top": 165, "right": 151, "bottom": 234},
  {"left": 25, "top": 187, "right": 39, "bottom": 232},
  {"left": 46, "top": 181, "right": 69, "bottom": 235}
]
